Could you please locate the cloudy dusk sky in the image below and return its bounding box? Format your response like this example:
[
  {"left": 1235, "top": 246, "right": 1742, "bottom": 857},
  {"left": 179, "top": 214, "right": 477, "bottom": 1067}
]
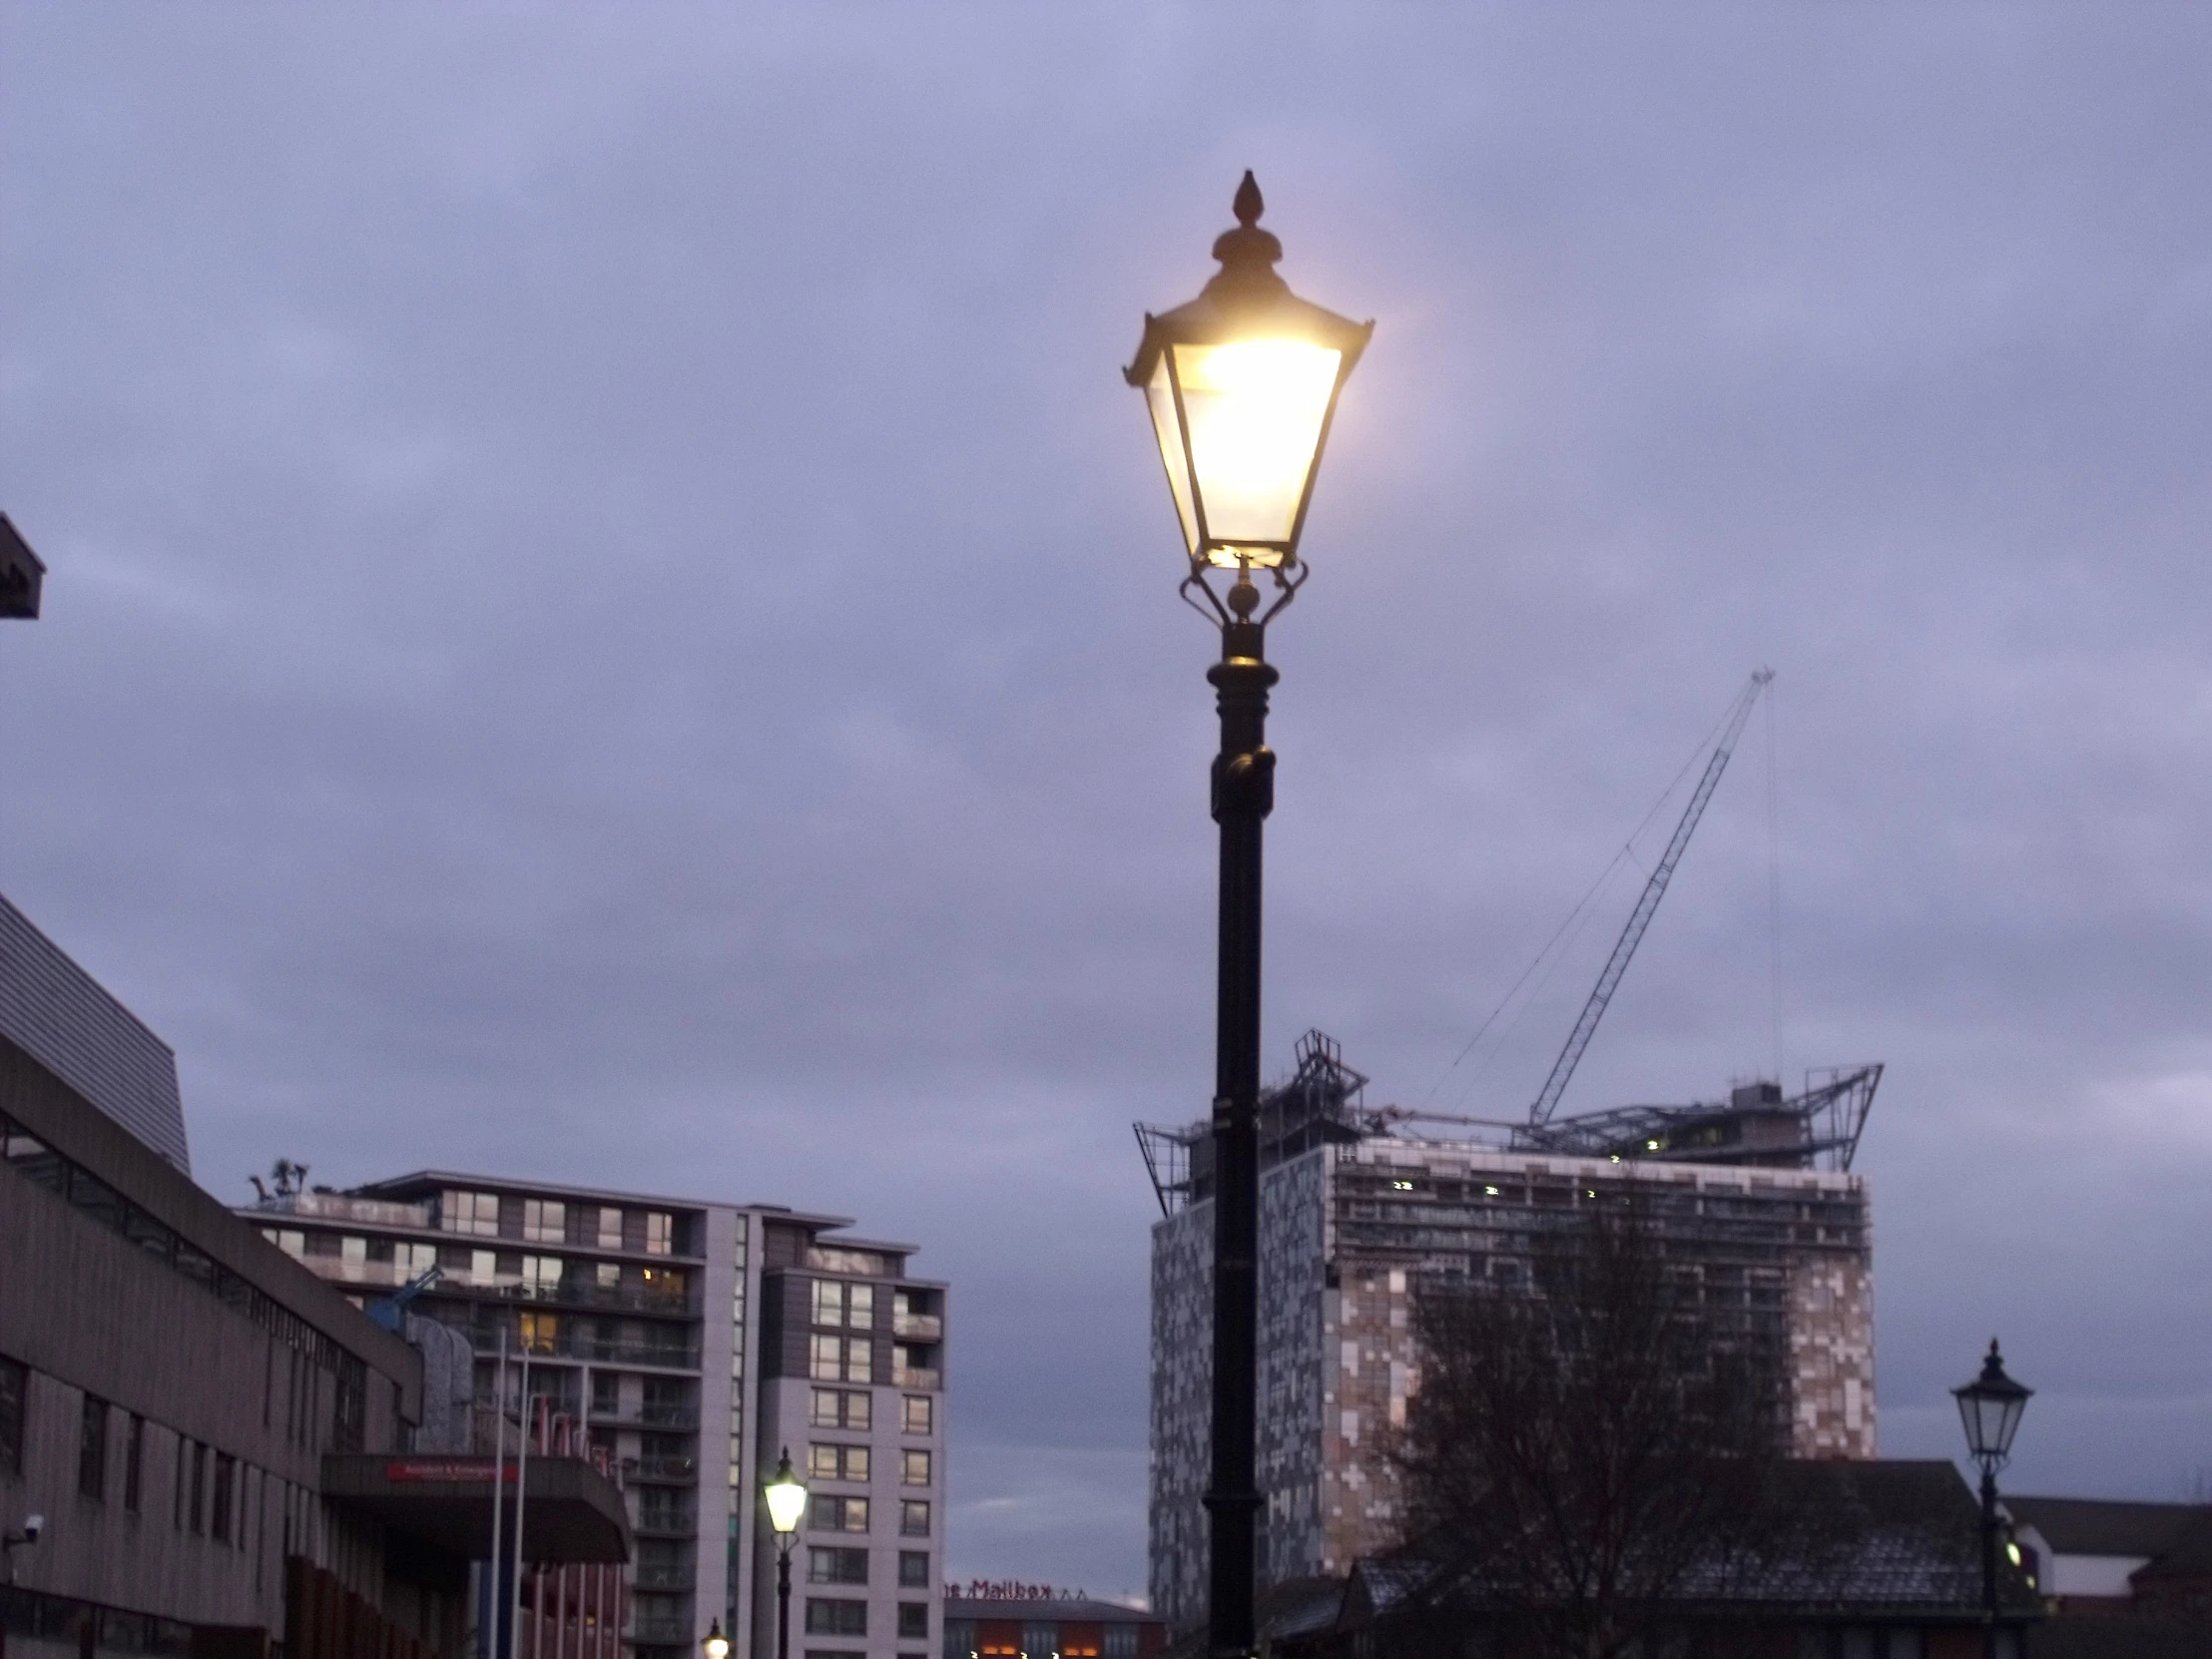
[{"left": 6, "top": 5, "right": 2211, "bottom": 1593}]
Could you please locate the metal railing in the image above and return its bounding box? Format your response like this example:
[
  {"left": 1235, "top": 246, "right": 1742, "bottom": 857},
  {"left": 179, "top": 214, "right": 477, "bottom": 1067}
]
[
  {"left": 629, "top": 1456, "right": 699, "bottom": 1482},
  {"left": 891, "top": 1313, "right": 941, "bottom": 1341},
  {"left": 892, "top": 1367, "right": 940, "bottom": 1390}
]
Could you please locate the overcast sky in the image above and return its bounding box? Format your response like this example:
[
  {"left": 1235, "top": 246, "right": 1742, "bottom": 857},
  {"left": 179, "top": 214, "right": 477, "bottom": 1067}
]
[{"left": 6, "top": 2, "right": 2212, "bottom": 1597}]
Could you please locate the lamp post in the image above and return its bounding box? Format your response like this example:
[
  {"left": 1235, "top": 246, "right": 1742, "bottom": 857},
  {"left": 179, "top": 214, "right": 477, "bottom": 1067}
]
[
  {"left": 763, "top": 1447, "right": 809, "bottom": 1659},
  {"left": 701, "top": 1620, "right": 730, "bottom": 1659},
  {"left": 1953, "top": 1339, "right": 2032, "bottom": 1659},
  {"left": 1125, "top": 173, "right": 1372, "bottom": 1659}
]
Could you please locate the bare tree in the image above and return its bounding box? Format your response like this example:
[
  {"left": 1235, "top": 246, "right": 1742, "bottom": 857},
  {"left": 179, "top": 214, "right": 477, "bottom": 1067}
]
[{"left": 1388, "top": 1194, "right": 1795, "bottom": 1659}]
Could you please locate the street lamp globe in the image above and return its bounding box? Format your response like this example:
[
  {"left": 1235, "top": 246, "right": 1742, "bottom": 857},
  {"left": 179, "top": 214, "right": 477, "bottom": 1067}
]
[
  {"left": 702, "top": 1620, "right": 730, "bottom": 1659},
  {"left": 1952, "top": 1339, "right": 2032, "bottom": 1470},
  {"left": 1125, "top": 172, "right": 1373, "bottom": 581},
  {"left": 764, "top": 1447, "right": 809, "bottom": 1536}
]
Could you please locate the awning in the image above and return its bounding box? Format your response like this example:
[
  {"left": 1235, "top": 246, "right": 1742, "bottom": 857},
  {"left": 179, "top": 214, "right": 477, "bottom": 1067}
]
[{"left": 321, "top": 1453, "right": 633, "bottom": 1564}]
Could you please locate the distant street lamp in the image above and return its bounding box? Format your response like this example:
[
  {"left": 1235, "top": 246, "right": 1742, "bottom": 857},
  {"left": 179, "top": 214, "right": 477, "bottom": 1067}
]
[
  {"left": 764, "top": 1447, "right": 810, "bottom": 1659},
  {"left": 1953, "top": 1339, "right": 2032, "bottom": 1659},
  {"left": 1125, "top": 173, "right": 1371, "bottom": 1659},
  {"left": 701, "top": 1619, "right": 730, "bottom": 1659}
]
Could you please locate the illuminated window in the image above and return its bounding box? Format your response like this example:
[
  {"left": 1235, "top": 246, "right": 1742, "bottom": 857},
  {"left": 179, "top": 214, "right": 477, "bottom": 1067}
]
[
  {"left": 522, "top": 1199, "right": 565, "bottom": 1244},
  {"left": 644, "top": 1213, "right": 673, "bottom": 1256},
  {"left": 519, "top": 1312, "right": 558, "bottom": 1356},
  {"left": 441, "top": 1191, "right": 501, "bottom": 1237},
  {"left": 900, "top": 1449, "right": 930, "bottom": 1486},
  {"left": 901, "top": 1395, "right": 932, "bottom": 1435},
  {"left": 899, "top": 1500, "right": 929, "bottom": 1537}
]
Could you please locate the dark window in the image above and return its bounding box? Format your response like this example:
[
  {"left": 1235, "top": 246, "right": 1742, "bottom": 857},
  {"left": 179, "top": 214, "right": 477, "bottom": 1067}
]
[
  {"left": 810, "top": 1494, "right": 868, "bottom": 1533},
  {"left": 808, "top": 1547, "right": 868, "bottom": 1585},
  {"left": 0, "top": 1356, "right": 24, "bottom": 1475},
  {"left": 897, "top": 1550, "right": 929, "bottom": 1588},
  {"left": 78, "top": 1394, "right": 109, "bottom": 1500},
  {"left": 898, "top": 1498, "right": 929, "bottom": 1536},
  {"left": 174, "top": 1435, "right": 188, "bottom": 1528},
  {"left": 190, "top": 1441, "right": 208, "bottom": 1533},
  {"left": 1104, "top": 1627, "right": 1138, "bottom": 1659},
  {"left": 124, "top": 1413, "right": 145, "bottom": 1511},
  {"left": 211, "top": 1453, "right": 236, "bottom": 1542},
  {"left": 805, "top": 1600, "right": 866, "bottom": 1637},
  {"left": 897, "top": 1604, "right": 927, "bottom": 1640}
]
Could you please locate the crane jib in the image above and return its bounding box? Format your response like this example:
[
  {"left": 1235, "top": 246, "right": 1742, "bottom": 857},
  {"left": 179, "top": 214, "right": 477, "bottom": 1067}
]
[{"left": 1525, "top": 669, "right": 1774, "bottom": 1129}]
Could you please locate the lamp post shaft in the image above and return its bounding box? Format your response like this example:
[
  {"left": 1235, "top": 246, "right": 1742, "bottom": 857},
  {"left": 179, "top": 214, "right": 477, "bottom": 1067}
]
[
  {"left": 1980, "top": 1463, "right": 1999, "bottom": 1659},
  {"left": 778, "top": 1544, "right": 793, "bottom": 1659},
  {"left": 1206, "top": 615, "right": 1276, "bottom": 1659}
]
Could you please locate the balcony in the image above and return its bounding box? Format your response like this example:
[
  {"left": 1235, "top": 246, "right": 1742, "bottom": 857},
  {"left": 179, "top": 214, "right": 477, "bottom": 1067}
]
[
  {"left": 250, "top": 1193, "right": 434, "bottom": 1229},
  {"left": 591, "top": 1402, "right": 699, "bottom": 1430},
  {"left": 629, "top": 1456, "right": 699, "bottom": 1483},
  {"left": 891, "top": 1367, "right": 940, "bottom": 1390},
  {"left": 474, "top": 1330, "right": 701, "bottom": 1371},
  {"left": 631, "top": 1565, "right": 696, "bottom": 1591},
  {"left": 891, "top": 1313, "right": 941, "bottom": 1342},
  {"left": 631, "top": 1620, "right": 693, "bottom": 1644}
]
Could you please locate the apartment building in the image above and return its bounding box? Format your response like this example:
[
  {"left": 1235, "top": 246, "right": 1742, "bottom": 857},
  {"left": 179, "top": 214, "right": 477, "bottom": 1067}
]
[{"left": 242, "top": 1176, "right": 948, "bottom": 1659}]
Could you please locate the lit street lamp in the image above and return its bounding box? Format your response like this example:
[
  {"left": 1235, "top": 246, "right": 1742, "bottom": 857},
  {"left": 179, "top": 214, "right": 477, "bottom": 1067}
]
[
  {"left": 1125, "top": 173, "right": 1371, "bottom": 1659},
  {"left": 701, "top": 1619, "right": 730, "bottom": 1659},
  {"left": 1953, "top": 1339, "right": 2032, "bottom": 1659},
  {"left": 764, "top": 1447, "right": 810, "bottom": 1659}
]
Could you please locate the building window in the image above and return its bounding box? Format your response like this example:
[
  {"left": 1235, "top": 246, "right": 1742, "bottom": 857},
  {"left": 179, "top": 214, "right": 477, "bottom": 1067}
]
[
  {"left": 1023, "top": 1624, "right": 1056, "bottom": 1658},
  {"left": 899, "top": 1448, "right": 931, "bottom": 1486},
  {"left": 441, "top": 1190, "right": 501, "bottom": 1237},
  {"left": 395, "top": 1241, "right": 437, "bottom": 1277},
  {"left": 519, "top": 1312, "right": 558, "bottom": 1356},
  {"left": 901, "top": 1394, "right": 932, "bottom": 1435},
  {"left": 810, "top": 1495, "right": 868, "bottom": 1533},
  {"left": 522, "top": 1199, "right": 565, "bottom": 1244},
  {"left": 262, "top": 1228, "right": 305, "bottom": 1256},
  {"left": 899, "top": 1500, "right": 929, "bottom": 1537},
  {"left": 808, "top": 1546, "right": 867, "bottom": 1585},
  {"left": 810, "top": 1443, "right": 870, "bottom": 1482},
  {"left": 1104, "top": 1628, "right": 1138, "bottom": 1659},
  {"left": 0, "top": 1356, "right": 24, "bottom": 1475},
  {"left": 811, "top": 1388, "right": 869, "bottom": 1430},
  {"left": 897, "top": 1605, "right": 928, "bottom": 1640},
  {"left": 644, "top": 1212, "right": 673, "bottom": 1256},
  {"left": 805, "top": 1600, "right": 866, "bottom": 1637},
  {"left": 468, "top": 1250, "right": 498, "bottom": 1285},
  {"left": 123, "top": 1413, "right": 145, "bottom": 1511},
  {"left": 77, "top": 1394, "right": 109, "bottom": 1500},
  {"left": 521, "top": 1256, "right": 562, "bottom": 1296},
  {"left": 211, "top": 1453, "right": 236, "bottom": 1542},
  {"left": 190, "top": 1441, "right": 208, "bottom": 1533},
  {"left": 594, "top": 1207, "right": 623, "bottom": 1249},
  {"left": 810, "top": 1335, "right": 871, "bottom": 1383}
]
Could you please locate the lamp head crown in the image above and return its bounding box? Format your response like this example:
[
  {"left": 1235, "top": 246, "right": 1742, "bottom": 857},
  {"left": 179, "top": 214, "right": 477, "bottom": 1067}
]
[{"left": 1206, "top": 171, "right": 1287, "bottom": 302}]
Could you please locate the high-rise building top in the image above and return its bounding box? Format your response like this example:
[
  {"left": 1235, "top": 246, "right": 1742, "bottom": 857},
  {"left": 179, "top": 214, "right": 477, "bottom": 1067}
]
[
  {"left": 0, "top": 890, "right": 189, "bottom": 1172},
  {"left": 1142, "top": 1034, "right": 1881, "bottom": 1636}
]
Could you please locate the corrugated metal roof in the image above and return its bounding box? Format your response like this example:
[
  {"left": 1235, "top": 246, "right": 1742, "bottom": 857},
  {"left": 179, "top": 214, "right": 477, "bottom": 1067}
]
[{"left": 0, "top": 891, "right": 189, "bottom": 1172}]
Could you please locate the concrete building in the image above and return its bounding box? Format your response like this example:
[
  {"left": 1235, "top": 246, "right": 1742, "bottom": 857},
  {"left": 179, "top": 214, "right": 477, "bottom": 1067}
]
[
  {"left": 1139, "top": 1032, "right": 1882, "bottom": 1635},
  {"left": 0, "top": 891, "right": 629, "bottom": 1659},
  {"left": 939, "top": 1594, "right": 1165, "bottom": 1659},
  {"left": 242, "top": 1176, "right": 949, "bottom": 1659}
]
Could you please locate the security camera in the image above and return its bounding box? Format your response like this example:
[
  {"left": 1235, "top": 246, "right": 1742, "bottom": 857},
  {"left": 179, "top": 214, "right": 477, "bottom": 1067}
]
[{"left": 20, "top": 1515, "right": 40, "bottom": 1543}]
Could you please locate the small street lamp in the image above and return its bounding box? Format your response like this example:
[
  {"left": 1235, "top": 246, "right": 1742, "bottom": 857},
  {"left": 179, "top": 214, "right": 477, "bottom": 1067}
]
[
  {"left": 1126, "top": 173, "right": 1371, "bottom": 1659},
  {"left": 764, "top": 1447, "right": 810, "bottom": 1659},
  {"left": 1953, "top": 1339, "right": 2032, "bottom": 1659},
  {"left": 701, "top": 1620, "right": 731, "bottom": 1659}
]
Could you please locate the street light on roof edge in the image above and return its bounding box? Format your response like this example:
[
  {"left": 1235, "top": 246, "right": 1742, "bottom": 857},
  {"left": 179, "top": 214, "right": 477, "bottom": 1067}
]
[{"left": 1126, "top": 173, "right": 1372, "bottom": 1659}]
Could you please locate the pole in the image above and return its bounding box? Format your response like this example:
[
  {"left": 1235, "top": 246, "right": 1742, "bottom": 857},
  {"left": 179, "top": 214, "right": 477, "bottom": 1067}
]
[
  {"left": 1206, "top": 601, "right": 1276, "bottom": 1659},
  {"left": 490, "top": 1331, "right": 508, "bottom": 1659},
  {"left": 777, "top": 1537, "right": 794, "bottom": 1659},
  {"left": 1981, "top": 1463, "right": 1999, "bottom": 1659},
  {"left": 511, "top": 1347, "right": 532, "bottom": 1659}
]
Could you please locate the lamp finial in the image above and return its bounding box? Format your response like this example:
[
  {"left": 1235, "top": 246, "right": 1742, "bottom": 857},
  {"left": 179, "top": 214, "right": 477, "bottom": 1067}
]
[{"left": 1233, "top": 171, "right": 1264, "bottom": 228}]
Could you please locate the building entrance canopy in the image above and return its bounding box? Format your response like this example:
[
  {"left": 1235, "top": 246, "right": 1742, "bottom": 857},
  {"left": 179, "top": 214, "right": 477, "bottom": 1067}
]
[{"left": 321, "top": 1453, "right": 633, "bottom": 1564}]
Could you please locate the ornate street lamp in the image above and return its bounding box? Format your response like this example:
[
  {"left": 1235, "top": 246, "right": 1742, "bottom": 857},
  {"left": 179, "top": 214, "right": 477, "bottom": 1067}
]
[
  {"left": 764, "top": 1447, "right": 810, "bottom": 1659},
  {"left": 1126, "top": 173, "right": 1372, "bottom": 1659},
  {"left": 701, "top": 1619, "right": 731, "bottom": 1659},
  {"left": 1953, "top": 1340, "right": 2032, "bottom": 1659}
]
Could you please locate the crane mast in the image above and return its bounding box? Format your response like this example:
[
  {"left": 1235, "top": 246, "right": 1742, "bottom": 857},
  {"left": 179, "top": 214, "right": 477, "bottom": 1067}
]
[{"left": 1526, "top": 668, "right": 1773, "bottom": 1128}]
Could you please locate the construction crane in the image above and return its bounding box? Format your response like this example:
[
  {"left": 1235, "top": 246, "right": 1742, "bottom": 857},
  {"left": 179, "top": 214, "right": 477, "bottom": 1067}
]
[{"left": 1526, "top": 668, "right": 1773, "bottom": 1128}]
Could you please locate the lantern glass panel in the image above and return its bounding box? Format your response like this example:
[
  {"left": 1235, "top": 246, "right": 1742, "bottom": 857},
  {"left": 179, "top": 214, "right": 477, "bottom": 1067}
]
[
  {"left": 766, "top": 1470, "right": 810, "bottom": 1534},
  {"left": 1145, "top": 356, "right": 1200, "bottom": 557},
  {"left": 1170, "top": 339, "right": 1343, "bottom": 565}
]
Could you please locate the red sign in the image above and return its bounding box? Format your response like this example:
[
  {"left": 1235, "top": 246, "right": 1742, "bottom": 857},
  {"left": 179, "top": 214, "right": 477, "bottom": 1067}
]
[{"left": 383, "top": 1459, "right": 517, "bottom": 1483}]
